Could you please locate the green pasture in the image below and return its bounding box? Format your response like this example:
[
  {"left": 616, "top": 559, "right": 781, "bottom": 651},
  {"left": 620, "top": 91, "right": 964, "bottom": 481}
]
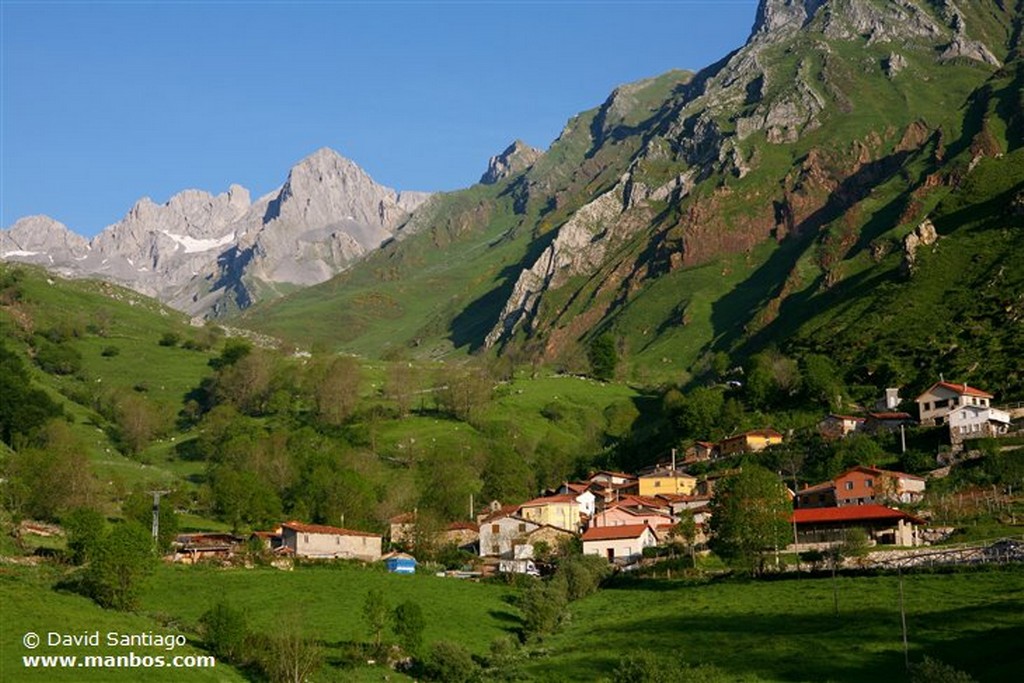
[{"left": 525, "top": 568, "right": 1024, "bottom": 682}]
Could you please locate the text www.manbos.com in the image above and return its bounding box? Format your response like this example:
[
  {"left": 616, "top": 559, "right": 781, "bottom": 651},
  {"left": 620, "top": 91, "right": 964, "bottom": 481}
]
[{"left": 23, "top": 653, "right": 216, "bottom": 669}]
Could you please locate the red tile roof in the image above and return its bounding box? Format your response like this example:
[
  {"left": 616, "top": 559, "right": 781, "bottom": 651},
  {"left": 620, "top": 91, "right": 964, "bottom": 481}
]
[
  {"left": 867, "top": 412, "right": 913, "bottom": 420},
  {"left": 790, "top": 505, "right": 924, "bottom": 525},
  {"left": 581, "top": 523, "right": 654, "bottom": 541},
  {"left": 446, "top": 521, "right": 480, "bottom": 532},
  {"left": 389, "top": 512, "right": 416, "bottom": 524},
  {"left": 918, "top": 382, "right": 994, "bottom": 400},
  {"left": 281, "top": 521, "right": 381, "bottom": 538},
  {"left": 519, "top": 494, "right": 579, "bottom": 507}
]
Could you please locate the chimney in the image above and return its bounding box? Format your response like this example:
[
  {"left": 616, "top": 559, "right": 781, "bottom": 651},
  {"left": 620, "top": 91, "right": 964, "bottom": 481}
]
[{"left": 671, "top": 448, "right": 677, "bottom": 471}]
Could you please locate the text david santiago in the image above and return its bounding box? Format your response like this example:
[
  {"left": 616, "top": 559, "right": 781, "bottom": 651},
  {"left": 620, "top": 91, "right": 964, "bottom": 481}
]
[{"left": 47, "top": 631, "right": 187, "bottom": 651}]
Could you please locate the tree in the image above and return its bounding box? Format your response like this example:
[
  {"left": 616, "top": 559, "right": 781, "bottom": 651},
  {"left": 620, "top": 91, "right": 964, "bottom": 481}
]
[
  {"left": 392, "top": 600, "right": 426, "bottom": 654},
  {"left": 802, "top": 354, "right": 844, "bottom": 411},
  {"left": 669, "top": 387, "right": 725, "bottom": 439},
  {"left": 422, "top": 640, "right": 479, "bottom": 683},
  {"left": 123, "top": 491, "right": 179, "bottom": 553},
  {"left": 588, "top": 334, "right": 618, "bottom": 381},
  {"left": 670, "top": 512, "right": 699, "bottom": 566},
  {"left": 519, "top": 577, "right": 568, "bottom": 639},
  {"left": 362, "top": 589, "right": 389, "bottom": 650},
  {"left": 257, "top": 614, "right": 323, "bottom": 683},
  {"left": 708, "top": 464, "right": 791, "bottom": 574},
  {"left": 4, "top": 421, "right": 93, "bottom": 520},
  {"left": 85, "top": 521, "right": 155, "bottom": 610},
  {"left": 199, "top": 602, "right": 248, "bottom": 663},
  {"left": 63, "top": 507, "right": 106, "bottom": 565},
  {"left": 308, "top": 356, "right": 361, "bottom": 426},
  {"left": 0, "top": 342, "right": 64, "bottom": 446}
]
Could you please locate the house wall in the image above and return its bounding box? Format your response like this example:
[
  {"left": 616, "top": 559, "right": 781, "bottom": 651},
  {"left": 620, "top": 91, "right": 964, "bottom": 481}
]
[
  {"left": 479, "top": 517, "right": 539, "bottom": 558},
  {"left": 583, "top": 530, "right": 658, "bottom": 563},
  {"left": 519, "top": 502, "right": 579, "bottom": 531},
  {"left": 638, "top": 473, "right": 696, "bottom": 496},
  {"left": 834, "top": 470, "right": 881, "bottom": 506},
  {"left": 918, "top": 387, "right": 991, "bottom": 424},
  {"left": 592, "top": 507, "right": 672, "bottom": 528},
  {"left": 282, "top": 528, "right": 381, "bottom": 561}
]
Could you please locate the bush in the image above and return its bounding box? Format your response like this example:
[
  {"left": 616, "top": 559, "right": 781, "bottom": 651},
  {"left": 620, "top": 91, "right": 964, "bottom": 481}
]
[
  {"left": 84, "top": 521, "right": 155, "bottom": 610},
  {"left": 158, "top": 332, "right": 181, "bottom": 347},
  {"left": 63, "top": 507, "right": 106, "bottom": 565},
  {"left": 199, "top": 602, "right": 248, "bottom": 663},
  {"left": 392, "top": 600, "right": 426, "bottom": 654},
  {"left": 101, "top": 345, "right": 120, "bottom": 357},
  {"left": 421, "top": 640, "right": 479, "bottom": 683},
  {"left": 909, "top": 656, "right": 977, "bottom": 683}
]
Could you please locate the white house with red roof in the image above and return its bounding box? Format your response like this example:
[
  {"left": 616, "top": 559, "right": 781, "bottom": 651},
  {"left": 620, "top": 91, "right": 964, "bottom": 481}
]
[
  {"left": 279, "top": 521, "right": 382, "bottom": 561},
  {"left": 916, "top": 381, "right": 994, "bottom": 425},
  {"left": 582, "top": 523, "right": 659, "bottom": 563},
  {"left": 947, "top": 404, "right": 1012, "bottom": 443}
]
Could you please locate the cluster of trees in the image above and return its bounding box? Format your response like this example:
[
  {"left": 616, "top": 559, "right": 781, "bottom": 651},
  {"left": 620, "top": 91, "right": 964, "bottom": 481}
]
[
  {"left": 62, "top": 511, "right": 156, "bottom": 611},
  {"left": 200, "top": 603, "right": 323, "bottom": 683},
  {"left": 519, "top": 550, "right": 611, "bottom": 640}
]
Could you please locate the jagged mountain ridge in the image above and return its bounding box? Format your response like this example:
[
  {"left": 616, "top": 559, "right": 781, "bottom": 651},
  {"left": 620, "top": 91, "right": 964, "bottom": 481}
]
[
  {"left": 0, "top": 148, "right": 431, "bottom": 317},
  {"left": 244, "top": 0, "right": 1021, "bottom": 384}
]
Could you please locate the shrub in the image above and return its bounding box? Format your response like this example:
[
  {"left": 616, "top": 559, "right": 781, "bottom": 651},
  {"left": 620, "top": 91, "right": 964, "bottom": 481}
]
[
  {"left": 421, "top": 640, "right": 479, "bottom": 683},
  {"left": 158, "top": 332, "right": 181, "bottom": 347},
  {"left": 909, "top": 656, "right": 977, "bottom": 683},
  {"left": 199, "top": 602, "right": 248, "bottom": 663},
  {"left": 101, "top": 345, "right": 120, "bottom": 357}
]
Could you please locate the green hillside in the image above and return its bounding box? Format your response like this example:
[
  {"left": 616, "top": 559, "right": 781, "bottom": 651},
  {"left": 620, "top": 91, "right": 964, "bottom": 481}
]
[{"left": 236, "top": 1, "right": 1023, "bottom": 398}]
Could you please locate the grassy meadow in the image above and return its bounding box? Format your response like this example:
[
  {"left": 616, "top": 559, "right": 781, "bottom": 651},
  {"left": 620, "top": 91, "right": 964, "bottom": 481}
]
[{"left": 525, "top": 568, "right": 1024, "bottom": 682}]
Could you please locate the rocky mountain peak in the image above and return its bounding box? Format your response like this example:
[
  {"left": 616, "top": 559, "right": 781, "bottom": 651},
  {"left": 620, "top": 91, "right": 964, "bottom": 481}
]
[
  {"left": 0, "top": 215, "right": 88, "bottom": 257},
  {"left": 480, "top": 140, "right": 543, "bottom": 185},
  {"left": 750, "top": 0, "right": 826, "bottom": 40}
]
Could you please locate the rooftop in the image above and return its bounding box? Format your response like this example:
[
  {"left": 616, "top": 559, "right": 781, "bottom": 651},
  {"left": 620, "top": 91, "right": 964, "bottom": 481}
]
[
  {"left": 581, "top": 523, "right": 654, "bottom": 542},
  {"left": 281, "top": 521, "right": 381, "bottom": 538}
]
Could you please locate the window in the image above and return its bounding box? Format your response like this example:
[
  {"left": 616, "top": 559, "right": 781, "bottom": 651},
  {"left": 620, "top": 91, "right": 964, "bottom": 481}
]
[
  {"left": 336, "top": 536, "right": 340, "bottom": 545},
  {"left": 655, "top": 480, "right": 661, "bottom": 488},
  {"left": 491, "top": 544, "right": 500, "bottom": 555},
  {"left": 866, "top": 479, "right": 873, "bottom": 488},
  {"left": 845, "top": 482, "right": 854, "bottom": 490},
  {"left": 518, "top": 523, "right": 527, "bottom": 533},
  {"left": 491, "top": 524, "right": 500, "bottom": 534},
  {"left": 303, "top": 534, "right": 309, "bottom": 543},
  {"left": 924, "top": 402, "right": 931, "bottom": 411}
]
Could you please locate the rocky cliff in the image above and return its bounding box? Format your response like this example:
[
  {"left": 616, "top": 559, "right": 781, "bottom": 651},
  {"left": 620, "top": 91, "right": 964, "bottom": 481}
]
[{"left": 0, "top": 149, "right": 430, "bottom": 317}]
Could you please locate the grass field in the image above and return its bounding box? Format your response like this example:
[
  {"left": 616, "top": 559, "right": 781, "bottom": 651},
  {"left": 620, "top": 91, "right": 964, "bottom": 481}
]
[
  {"left": 1, "top": 562, "right": 517, "bottom": 682},
  {"left": 524, "top": 568, "right": 1024, "bottom": 682}
]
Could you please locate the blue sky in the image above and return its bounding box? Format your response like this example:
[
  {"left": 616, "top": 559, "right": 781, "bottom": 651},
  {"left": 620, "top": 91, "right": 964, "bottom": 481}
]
[{"left": 2, "top": 1, "right": 756, "bottom": 237}]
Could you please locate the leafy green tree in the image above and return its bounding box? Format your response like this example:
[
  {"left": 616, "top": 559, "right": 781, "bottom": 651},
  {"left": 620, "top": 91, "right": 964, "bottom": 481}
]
[
  {"left": 208, "top": 338, "right": 252, "bottom": 370},
  {"left": 588, "top": 334, "right": 618, "bottom": 381},
  {"left": 519, "top": 577, "right": 568, "bottom": 639},
  {"left": 392, "top": 600, "right": 426, "bottom": 654},
  {"left": 556, "top": 553, "right": 611, "bottom": 601},
  {"left": 199, "top": 602, "right": 249, "bottom": 663},
  {"left": 63, "top": 507, "right": 106, "bottom": 565},
  {"left": 85, "top": 521, "right": 155, "bottom": 610},
  {"left": 670, "top": 512, "right": 699, "bottom": 565},
  {"left": 4, "top": 421, "right": 93, "bottom": 520},
  {"left": 123, "top": 491, "right": 179, "bottom": 552},
  {"left": 802, "top": 354, "right": 844, "bottom": 411},
  {"left": 0, "top": 343, "right": 64, "bottom": 446},
  {"left": 709, "top": 464, "right": 791, "bottom": 574},
  {"left": 670, "top": 386, "right": 725, "bottom": 439},
  {"left": 33, "top": 336, "right": 83, "bottom": 375},
  {"left": 417, "top": 448, "right": 482, "bottom": 521},
  {"left": 482, "top": 445, "right": 536, "bottom": 504},
  {"left": 363, "top": 589, "right": 390, "bottom": 649},
  {"left": 308, "top": 355, "right": 361, "bottom": 426},
  {"left": 422, "top": 640, "right": 479, "bottom": 683}
]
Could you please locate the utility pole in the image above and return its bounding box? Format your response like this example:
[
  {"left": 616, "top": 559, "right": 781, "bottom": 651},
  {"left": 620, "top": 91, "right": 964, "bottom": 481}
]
[{"left": 149, "top": 490, "right": 170, "bottom": 543}]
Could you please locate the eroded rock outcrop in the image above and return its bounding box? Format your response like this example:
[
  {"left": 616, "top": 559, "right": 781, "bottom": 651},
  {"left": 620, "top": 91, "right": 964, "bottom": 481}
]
[{"left": 479, "top": 140, "right": 542, "bottom": 185}]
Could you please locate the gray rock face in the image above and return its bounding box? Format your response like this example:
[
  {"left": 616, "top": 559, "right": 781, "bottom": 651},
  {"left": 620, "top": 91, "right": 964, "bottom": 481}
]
[
  {"left": 0, "top": 216, "right": 89, "bottom": 268},
  {"left": 480, "top": 140, "right": 542, "bottom": 185},
  {"left": 902, "top": 218, "right": 938, "bottom": 276},
  {"left": 0, "top": 149, "right": 431, "bottom": 317}
]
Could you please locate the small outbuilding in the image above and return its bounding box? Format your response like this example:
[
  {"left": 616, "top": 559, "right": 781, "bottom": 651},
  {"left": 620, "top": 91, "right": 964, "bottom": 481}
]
[{"left": 383, "top": 551, "right": 417, "bottom": 574}]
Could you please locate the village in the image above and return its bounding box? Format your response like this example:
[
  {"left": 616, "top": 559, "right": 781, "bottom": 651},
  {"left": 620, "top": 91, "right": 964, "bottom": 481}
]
[{"left": 170, "top": 380, "right": 1024, "bottom": 575}]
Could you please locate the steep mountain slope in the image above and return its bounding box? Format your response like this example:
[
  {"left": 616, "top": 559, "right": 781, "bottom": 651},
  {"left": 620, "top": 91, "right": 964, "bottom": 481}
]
[
  {"left": 240, "top": 69, "right": 693, "bottom": 357},
  {"left": 0, "top": 149, "right": 430, "bottom": 318},
  {"left": 245, "top": 0, "right": 1020, "bottom": 386}
]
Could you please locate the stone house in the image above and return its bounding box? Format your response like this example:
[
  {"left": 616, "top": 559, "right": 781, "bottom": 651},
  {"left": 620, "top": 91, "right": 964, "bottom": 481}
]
[{"left": 280, "top": 522, "right": 382, "bottom": 561}]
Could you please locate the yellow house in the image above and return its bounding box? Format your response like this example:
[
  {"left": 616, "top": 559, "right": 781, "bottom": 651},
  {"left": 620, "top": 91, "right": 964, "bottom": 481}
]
[
  {"left": 638, "top": 468, "right": 697, "bottom": 496},
  {"left": 517, "top": 494, "right": 583, "bottom": 532},
  {"left": 718, "top": 429, "right": 783, "bottom": 457}
]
